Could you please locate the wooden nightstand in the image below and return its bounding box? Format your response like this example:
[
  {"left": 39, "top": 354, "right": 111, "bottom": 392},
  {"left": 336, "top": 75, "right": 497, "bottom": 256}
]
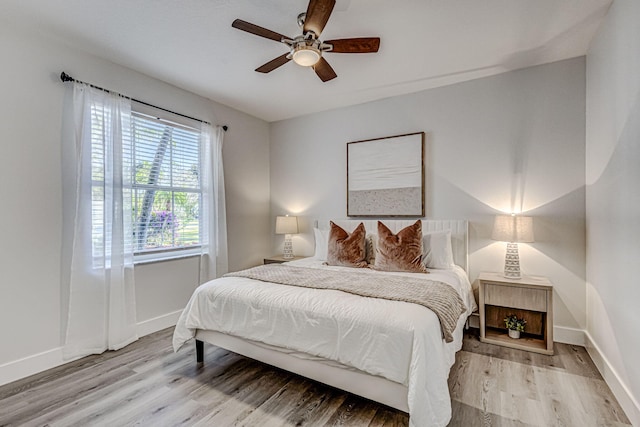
[
  {"left": 478, "top": 272, "right": 554, "bottom": 355},
  {"left": 263, "top": 255, "right": 306, "bottom": 264}
]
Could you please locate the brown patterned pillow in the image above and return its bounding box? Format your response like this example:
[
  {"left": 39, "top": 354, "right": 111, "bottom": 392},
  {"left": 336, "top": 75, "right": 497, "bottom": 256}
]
[
  {"left": 374, "top": 220, "right": 428, "bottom": 273},
  {"left": 326, "top": 221, "right": 368, "bottom": 268}
]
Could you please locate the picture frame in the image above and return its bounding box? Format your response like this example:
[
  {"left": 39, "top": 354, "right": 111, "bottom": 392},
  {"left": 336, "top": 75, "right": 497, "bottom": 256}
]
[{"left": 347, "top": 132, "right": 425, "bottom": 217}]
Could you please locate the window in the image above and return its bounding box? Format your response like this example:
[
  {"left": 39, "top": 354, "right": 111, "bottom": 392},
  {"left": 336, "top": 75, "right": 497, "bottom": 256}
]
[
  {"left": 91, "top": 107, "right": 203, "bottom": 262},
  {"left": 131, "top": 112, "right": 202, "bottom": 257}
]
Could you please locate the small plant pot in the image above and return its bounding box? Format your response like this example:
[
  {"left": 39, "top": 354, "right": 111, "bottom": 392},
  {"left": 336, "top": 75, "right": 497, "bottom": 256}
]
[{"left": 508, "top": 329, "right": 521, "bottom": 339}]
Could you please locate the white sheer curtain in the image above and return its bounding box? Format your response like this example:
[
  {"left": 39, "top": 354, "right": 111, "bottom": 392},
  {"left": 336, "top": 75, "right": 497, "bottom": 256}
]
[
  {"left": 199, "top": 124, "right": 228, "bottom": 282},
  {"left": 62, "top": 83, "right": 138, "bottom": 359}
]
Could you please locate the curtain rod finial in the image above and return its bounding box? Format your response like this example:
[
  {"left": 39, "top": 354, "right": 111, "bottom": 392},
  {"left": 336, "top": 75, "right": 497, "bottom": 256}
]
[
  {"left": 222, "top": 125, "right": 228, "bottom": 132},
  {"left": 60, "top": 72, "right": 74, "bottom": 82}
]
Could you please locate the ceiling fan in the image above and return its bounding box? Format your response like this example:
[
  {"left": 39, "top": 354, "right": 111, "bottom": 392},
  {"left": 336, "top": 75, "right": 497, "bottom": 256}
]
[{"left": 232, "top": 0, "right": 380, "bottom": 82}]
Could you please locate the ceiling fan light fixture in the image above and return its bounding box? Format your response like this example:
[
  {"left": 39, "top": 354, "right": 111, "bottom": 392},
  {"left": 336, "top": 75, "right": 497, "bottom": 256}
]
[{"left": 292, "top": 45, "right": 321, "bottom": 67}]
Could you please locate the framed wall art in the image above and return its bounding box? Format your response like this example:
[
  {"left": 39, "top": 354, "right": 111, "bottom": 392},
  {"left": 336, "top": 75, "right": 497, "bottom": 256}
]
[{"left": 347, "top": 132, "right": 425, "bottom": 217}]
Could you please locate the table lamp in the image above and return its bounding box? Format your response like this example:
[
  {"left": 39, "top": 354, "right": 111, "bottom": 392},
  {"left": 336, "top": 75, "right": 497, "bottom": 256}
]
[
  {"left": 275, "top": 215, "right": 299, "bottom": 259},
  {"left": 491, "top": 214, "right": 534, "bottom": 279}
]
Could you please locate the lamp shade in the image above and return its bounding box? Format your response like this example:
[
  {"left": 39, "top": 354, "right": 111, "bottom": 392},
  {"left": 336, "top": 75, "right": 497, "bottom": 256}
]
[
  {"left": 491, "top": 215, "right": 534, "bottom": 243},
  {"left": 275, "top": 215, "right": 299, "bottom": 235}
]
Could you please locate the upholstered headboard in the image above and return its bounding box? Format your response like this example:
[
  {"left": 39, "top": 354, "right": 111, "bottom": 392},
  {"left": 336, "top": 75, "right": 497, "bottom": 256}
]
[{"left": 316, "top": 219, "right": 469, "bottom": 274}]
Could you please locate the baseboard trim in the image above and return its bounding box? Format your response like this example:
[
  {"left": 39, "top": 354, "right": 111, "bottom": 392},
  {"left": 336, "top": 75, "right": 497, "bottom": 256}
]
[
  {"left": 0, "top": 310, "right": 182, "bottom": 387},
  {"left": 553, "top": 325, "right": 585, "bottom": 346},
  {"left": 0, "top": 347, "right": 67, "bottom": 387},
  {"left": 585, "top": 331, "right": 640, "bottom": 426},
  {"left": 136, "top": 309, "right": 182, "bottom": 337}
]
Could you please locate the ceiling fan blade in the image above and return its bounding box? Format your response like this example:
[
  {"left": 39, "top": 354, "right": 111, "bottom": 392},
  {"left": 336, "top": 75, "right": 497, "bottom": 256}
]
[
  {"left": 313, "top": 57, "right": 337, "bottom": 82},
  {"left": 232, "top": 19, "right": 290, "bottom": 42},
  {"left": 255, "top": 54, "right": 291, "bottom": 73},
  {"left": 325, "top": 37, "right": 380, "bottom": 53},
  {"left": 303, "top": 0, "right": 336, "bottom": 37}
]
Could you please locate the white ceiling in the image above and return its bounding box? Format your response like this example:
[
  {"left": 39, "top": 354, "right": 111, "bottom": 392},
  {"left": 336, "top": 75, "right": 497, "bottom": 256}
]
[{"left": 3, "top": 0, "right": 611, "bottom": 122}]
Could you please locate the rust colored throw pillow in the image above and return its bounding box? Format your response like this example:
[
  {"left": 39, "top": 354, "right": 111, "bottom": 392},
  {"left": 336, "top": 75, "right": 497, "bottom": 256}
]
[
  {"left": 326, "top": 221, "right": 368, "bottom": 268},
  {"left": 374, "top": 220, "right": 428, "bottom": 273}
]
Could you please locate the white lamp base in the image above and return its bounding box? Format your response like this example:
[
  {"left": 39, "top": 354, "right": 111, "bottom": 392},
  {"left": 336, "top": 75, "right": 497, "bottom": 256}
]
[
  {"left": 504, "top": 242, "right": 521, "bottom": 279},
  {"left": 283, "top": 234, "right": 294, "bottom": 259}
]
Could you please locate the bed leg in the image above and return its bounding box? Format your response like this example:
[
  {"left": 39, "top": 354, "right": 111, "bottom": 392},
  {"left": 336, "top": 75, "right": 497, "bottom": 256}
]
[{"left": 196, "top": 339, "right": 204, "bottom": 364}]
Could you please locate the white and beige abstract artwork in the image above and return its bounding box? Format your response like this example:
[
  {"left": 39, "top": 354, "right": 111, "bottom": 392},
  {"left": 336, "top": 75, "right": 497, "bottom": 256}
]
[{"left": 347, "top": 132, "right": 424, "bottom": 217}]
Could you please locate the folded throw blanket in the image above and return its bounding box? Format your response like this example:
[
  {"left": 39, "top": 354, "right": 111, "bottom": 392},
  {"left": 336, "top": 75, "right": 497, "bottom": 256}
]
[{"left": 225, "top": 264, "right": 466, "bottom": 342}]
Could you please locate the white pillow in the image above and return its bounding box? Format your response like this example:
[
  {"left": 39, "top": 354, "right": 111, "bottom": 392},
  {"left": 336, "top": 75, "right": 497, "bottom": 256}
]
[
  {"left": 313, "top": 227, "right": 330, "bottom": 261},
  {"left": 422, "top": 230, "right": 455, "bottom": 269}
]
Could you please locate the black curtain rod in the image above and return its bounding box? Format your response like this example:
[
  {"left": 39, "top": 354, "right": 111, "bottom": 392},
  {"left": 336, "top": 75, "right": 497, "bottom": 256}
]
[{"left": 60, "top": 72, "right": 228, "bottom": 131}]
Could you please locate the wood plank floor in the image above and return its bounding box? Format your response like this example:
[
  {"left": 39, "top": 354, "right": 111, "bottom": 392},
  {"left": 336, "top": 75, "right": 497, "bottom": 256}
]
[{"left": 0, "top": 328, "right": 630, "bottom": 426}]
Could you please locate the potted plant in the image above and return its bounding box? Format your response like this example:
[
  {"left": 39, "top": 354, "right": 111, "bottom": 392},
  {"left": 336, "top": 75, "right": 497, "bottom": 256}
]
[{"left": 504, "top": 314, "right": 526, "bottom": 339}]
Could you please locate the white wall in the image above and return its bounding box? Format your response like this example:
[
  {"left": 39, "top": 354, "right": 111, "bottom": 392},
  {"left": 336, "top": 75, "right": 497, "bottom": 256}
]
[
  {"left": 0, "top": 21, "right": 270, "bottom": 384},
  {"left": 270, "top": 57, "right": 587, "bottom": 340},
  {"left": 585, "top": 1, "right": 640, "bottom": 424}
]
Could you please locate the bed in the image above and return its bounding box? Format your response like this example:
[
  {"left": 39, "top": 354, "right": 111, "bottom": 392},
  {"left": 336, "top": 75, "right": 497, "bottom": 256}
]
[{"left": 173, "top": 219, "right": 476, "bottom": 427}]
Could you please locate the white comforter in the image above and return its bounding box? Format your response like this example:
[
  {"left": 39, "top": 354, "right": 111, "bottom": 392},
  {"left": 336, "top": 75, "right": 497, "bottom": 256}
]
[{"left": 173, "top": 258, "right": 476, "bottom": 427}]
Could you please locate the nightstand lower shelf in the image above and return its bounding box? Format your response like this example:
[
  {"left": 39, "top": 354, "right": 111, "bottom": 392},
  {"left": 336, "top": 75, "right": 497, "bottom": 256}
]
[{"left": 482, "top": 328, "right": 550, "bottom": 354}]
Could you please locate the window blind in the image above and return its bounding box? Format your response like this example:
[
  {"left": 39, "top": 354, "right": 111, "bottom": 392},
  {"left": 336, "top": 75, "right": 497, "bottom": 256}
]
[
  {"left": 90, "top": 107, "right": 203, "bottom": 261},
  {"left": 131, "top": 112, "right": 202, "bottom": 253}
]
